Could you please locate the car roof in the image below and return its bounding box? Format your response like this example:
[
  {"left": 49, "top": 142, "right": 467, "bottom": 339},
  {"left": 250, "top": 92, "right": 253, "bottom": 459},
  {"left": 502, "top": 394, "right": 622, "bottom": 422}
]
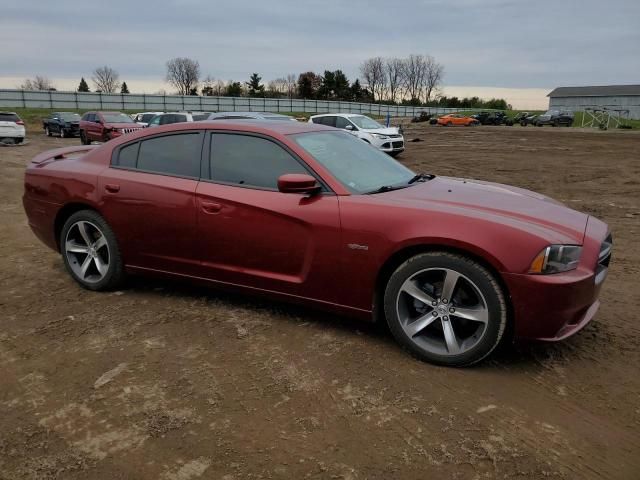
[{"left": 311, "top": 113, "right": 365, "bottom": 118}]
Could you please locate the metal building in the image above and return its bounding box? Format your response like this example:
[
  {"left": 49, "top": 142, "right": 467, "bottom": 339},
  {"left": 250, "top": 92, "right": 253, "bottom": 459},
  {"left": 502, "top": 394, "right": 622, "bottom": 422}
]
[{"left": 548, "top": 85, "right": 640, "bottom": 120}]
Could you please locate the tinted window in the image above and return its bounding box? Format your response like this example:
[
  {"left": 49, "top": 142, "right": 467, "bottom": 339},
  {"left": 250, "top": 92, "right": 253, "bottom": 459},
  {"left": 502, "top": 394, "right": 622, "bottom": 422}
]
[
  {"left": 210, "top": 134, "right": 309, "bottom": 189},
  {"left": 148, "top": 115, "right": 161, "bottom": 126},
  {"left": 115, "top": 142, "right": 139, "bottom": 168},
  {"left": 0, "top": 113, "right": 19, "bottom": 122},
  {"left": 137, "top": 133, "right": 202, "bottom": 178},
  {"left": 102, "top": 113, "right": 133, "bottom": 123},
  {"left": 140, "top": 113, "right": 156, "bottom": 123},
  {"left": 335, "top": 116, "right": 351, "bottom": 129}
]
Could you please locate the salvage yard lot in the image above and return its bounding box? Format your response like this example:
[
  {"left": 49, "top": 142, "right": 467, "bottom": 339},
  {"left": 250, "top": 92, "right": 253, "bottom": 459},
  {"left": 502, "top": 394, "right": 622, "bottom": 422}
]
[{"left": 1, "top": 125, "right": 639, "bottom": 479}]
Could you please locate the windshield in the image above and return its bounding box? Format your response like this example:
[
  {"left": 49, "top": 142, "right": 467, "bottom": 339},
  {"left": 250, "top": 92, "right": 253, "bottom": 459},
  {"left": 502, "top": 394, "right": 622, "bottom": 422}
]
[
  {"left": 292, "top": 131, "right": 415, "bottom": 194},
  {"left": 58, "top": 112, "right": 80, "bottom": 121},
  {"left": 140, "top": 113, "right": 157, "bottom": 123},
  {"left": 349, "top": 115, "right": 383, "bottom": 129},
  {"left": 102, "top": 113, "right": 133, "bottom": 123}
]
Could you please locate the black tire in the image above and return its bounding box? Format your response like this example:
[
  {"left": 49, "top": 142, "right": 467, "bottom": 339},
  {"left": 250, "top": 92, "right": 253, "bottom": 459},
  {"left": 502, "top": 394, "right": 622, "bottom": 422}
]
[
  {"left": 389, "top": 151, "right": 402, "bottom": 158},
  {"left": 14, "top": 137, "right": 24, "bottom": 144},
  {"left": 45, "top": 126, "right": 51, "bottom": 137},
  {"left": 80, "top": 131, "right": 88, "bottom": 145},
  {"left": 383, "top": 251, "right": 507, "bottom": 367},
  {"left": 60, "top": 210, "right": 125, "bottom": 291}
]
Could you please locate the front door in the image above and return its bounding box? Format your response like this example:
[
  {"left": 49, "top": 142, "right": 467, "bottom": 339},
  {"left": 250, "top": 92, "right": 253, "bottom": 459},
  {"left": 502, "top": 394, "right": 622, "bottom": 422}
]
[{"left": 195, "top": 132, "right": 343, "bottom": 304}]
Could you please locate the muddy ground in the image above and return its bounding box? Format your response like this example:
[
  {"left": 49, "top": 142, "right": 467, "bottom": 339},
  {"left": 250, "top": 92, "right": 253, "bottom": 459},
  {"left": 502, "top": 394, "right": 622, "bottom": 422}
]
[{"left": 1, "top": 125, "right": 639, "bottom": 479}]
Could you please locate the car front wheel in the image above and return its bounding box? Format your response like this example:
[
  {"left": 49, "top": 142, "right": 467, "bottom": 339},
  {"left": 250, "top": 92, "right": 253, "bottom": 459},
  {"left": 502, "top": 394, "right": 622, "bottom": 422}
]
[
  {"left": 60, "top": 210, "right": 125, "bottom": 291},
  {"left": 384, "top": 251, "right": 507, "bottom": 367}
]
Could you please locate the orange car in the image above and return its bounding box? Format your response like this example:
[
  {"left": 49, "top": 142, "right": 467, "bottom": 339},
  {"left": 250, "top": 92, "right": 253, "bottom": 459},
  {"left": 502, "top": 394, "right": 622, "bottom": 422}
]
[{"left": 437, "top": 114, "right": 479, "bottom": 127}]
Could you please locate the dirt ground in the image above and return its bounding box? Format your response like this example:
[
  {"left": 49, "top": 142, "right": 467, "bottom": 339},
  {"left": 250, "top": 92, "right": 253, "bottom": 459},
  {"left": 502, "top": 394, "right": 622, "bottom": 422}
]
[{"left": 1, "top": 125, "right": 639, "bottom": 479}]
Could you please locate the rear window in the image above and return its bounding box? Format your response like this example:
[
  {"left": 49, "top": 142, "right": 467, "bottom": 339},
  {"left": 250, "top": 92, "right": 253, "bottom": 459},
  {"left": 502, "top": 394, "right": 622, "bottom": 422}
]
[{"left": 0, "top": 113, "right": 20, "bottom": 122}]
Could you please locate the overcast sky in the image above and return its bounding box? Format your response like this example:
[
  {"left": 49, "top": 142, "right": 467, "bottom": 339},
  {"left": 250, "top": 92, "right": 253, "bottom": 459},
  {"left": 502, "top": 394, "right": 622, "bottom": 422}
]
[{"left": 2, "top": 0, "right": 638, "bottom": 108}]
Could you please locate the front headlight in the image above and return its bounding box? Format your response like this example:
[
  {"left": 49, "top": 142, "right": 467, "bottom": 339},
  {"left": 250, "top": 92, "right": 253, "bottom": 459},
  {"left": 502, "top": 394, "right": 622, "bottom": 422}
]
[
  {"left": 529, "top": 245, "right": 582, "bottom": 274},
  {"left": 371, "top": 133, "right": 389, "bottom": 139}
]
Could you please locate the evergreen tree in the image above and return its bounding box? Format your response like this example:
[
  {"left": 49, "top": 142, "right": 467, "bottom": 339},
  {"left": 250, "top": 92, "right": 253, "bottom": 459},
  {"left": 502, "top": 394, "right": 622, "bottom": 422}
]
[
  {"left": 77, "top": 77, "right": 90, "bottom": 92},
  {"left": 120, "top": 81, "right": 130, "bottom": 94},
  {"left": 225, "top": 82, "right": 243, "bottom": 97},
  {"left": 246, "top": 73, "right": 264, "bottom": 97}
]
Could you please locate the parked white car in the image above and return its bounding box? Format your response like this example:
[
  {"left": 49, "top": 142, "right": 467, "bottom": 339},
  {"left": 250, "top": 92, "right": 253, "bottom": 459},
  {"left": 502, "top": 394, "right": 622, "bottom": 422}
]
[
  {"left": 146, "top": 112, "right": 213, "bottom": 127},
  {"left": 131, "top": 112, "right": 164, "bottom": 127},
  {"left": 0, "top": 111, "right": 26, "bottom": 144},
  {"left": 309, "top": 113, "right": 404, "bottom": 156}
]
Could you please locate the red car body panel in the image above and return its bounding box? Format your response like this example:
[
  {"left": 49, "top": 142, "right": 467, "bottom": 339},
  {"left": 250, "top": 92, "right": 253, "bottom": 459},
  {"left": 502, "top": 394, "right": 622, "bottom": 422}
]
[{"left": 23, "top": 121, "right": 611, "bottom": 341}]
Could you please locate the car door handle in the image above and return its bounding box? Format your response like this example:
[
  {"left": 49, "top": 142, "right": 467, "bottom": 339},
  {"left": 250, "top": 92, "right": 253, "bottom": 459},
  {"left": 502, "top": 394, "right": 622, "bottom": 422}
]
[
  {"left": 201, "top": 201, "right": 222, "bottom": 214},
  {"left": 105, "top": 184, "right": 120, "bottom": 193}
]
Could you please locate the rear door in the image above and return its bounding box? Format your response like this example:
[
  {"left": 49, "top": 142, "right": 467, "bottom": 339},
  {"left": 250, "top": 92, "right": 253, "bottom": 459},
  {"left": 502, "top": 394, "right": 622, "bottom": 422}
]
[
  {"left": 195, "top": 131, "right": 343, "bottom": 303},
  {"left": 98, "top": 131, "right": 204, "bottom": 275}
]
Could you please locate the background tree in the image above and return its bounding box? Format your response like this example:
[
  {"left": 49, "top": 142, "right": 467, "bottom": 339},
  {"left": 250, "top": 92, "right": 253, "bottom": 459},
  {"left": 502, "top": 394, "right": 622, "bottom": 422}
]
[
  {"left": 246, "top": 73, "right": 265, "bottom": 97},
  {"left": 92, "top": 66, "right": 119, "bottom": 93},
  {"left": 225, "top": 82, "right": 243, "bottom": 97},
  {"left": 400, "top": 54, "right": 426, "bottom": 104},
  {"left": 384, "top": 58, "right": 403, "bottom": 103},
  {"left": 165, "top": 57, "right": 200, "bottom": 95},
  {"left": 20, "top": 76, "right": 54, "bottom": 91},
  {"left": 297, "top": 71, "right": 321, "bottom": 99},
  {"left": 317, "top": 70, "right": 336, "bottom": 99},
  {"left": 360, "top": 57, "right": 385, "bottom": 102},
  {"left": 120, "top": 82, "right": 130, "bottom": 94},
  {"left": 77, "top": 77, "right": 90, "bottom": 92},
  {"left": 201, "top": 75, "right": 215, "bottom": 96},
  {"left": 423, "top": 55, "right": 444, "bottom": 103},
  {"left": 285, "top": 74, "right": 297, "bottom": 98}
]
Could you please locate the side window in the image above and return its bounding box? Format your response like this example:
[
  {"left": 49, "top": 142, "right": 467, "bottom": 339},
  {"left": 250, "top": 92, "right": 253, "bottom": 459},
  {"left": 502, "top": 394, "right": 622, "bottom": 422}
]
[
  {"left": 137, "top": 133, "right": 203, "bottom": 178},
  {"left": 149, "top": 115, "right": 161, "bottom": 126},
  {"left": 159, "top": 115, "right": 171, "bottom": 125},
  {"left": 114, "top": 142, "right": 139, "bottom": 168},
  {"left": 335, "top": 117, "right": 351, "bottom": 129},
  {"left": 210, "top": 134, "right": 309, "bottom": 189},
  {"left": 321, "top": 116, "right": 337, "bottom": 127}
]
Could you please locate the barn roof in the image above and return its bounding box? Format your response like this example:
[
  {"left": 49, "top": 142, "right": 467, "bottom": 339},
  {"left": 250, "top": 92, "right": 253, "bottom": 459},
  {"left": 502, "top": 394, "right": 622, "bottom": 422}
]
[{"left": 548, "top": 85, "right": 640, "bottom": 97}]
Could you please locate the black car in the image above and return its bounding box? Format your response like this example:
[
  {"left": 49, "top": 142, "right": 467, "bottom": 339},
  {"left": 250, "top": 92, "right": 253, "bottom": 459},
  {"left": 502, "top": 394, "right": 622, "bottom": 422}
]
[
  {"left": 472, "top": 111, "right": 512, "bottom": 126},
  {"left": 513, "top": 112, "right": 538, "bottom": 126},
  {"left": 411, "top": 111, "right": 433, "bottom": 123},
  {"left": 43, "top": 112, "right": 81, "bottom": 138},
  {"left": 534, "top": 110, "right": 574, "bottom": 127}
]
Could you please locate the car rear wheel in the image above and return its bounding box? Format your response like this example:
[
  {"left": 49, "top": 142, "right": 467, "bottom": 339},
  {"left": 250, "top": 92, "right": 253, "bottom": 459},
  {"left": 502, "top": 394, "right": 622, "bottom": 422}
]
[
  {"left": 80, "top": 131, "right": 88, "bottom": 145},
  {"left": 60, "top": 210, "right": 125, "bottom": 291},
  {"left": 384, "top": 251, "right": 507, "bottom": 367}
]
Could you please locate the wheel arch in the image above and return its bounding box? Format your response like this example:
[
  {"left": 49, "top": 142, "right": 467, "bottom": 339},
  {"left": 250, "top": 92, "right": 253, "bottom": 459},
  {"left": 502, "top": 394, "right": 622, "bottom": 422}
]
[
  {"left": 373, "top": 243, "right": 514, "bottom": 338},
  {"left": 54, "top": 202, "right": 102, "bottom": 252}
]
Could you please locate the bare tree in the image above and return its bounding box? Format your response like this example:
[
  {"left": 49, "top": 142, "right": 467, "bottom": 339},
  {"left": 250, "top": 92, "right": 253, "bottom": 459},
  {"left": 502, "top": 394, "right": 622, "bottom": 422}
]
[
  {"left": 285, "top": 74, "right": 297, "bottom": 98},
  {"left": 400, "top": 54, "right": 428, "bottom": 103},
  {"left": 165, "top": 57, "right": 200, "bottom": 95},
  {"left": 384, "top": 57, "right": 404, "bottom": 103},
  {"left": 360, "top": 57, "right": 385, "bottom": 102},
  {"left": 92, "top": 66, "right": 120, "bottom": 93},
  {"left": 270, "top": 77, "right": 288, "bottom": 96},
  {"left": 423, "top": 55, "right": 444, "bottom": 103},
  {"left": 20, "top": 76, "right": 54, "bottom": 90}
]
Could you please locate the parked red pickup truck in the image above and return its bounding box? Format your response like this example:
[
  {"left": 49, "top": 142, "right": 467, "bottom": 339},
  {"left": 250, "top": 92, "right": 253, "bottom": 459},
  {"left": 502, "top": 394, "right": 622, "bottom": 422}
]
[{"left": 79, "top": 111, "right": 142, "bottom": 144}]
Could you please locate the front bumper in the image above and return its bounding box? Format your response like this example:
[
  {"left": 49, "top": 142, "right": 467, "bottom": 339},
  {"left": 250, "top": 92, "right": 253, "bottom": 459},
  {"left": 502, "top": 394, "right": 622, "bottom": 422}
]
[
  {"left": 505, "top": 217, "right": 611, "bottom": 341},
  {"left": 372, "top": 137, "right": 405, "bottom": 153}
]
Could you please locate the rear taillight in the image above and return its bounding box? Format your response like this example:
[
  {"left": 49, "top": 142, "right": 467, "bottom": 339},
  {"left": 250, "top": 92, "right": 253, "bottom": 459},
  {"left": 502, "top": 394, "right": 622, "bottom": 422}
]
[{"left": 16, "top": 120, "right": 24, "bottom": 125}]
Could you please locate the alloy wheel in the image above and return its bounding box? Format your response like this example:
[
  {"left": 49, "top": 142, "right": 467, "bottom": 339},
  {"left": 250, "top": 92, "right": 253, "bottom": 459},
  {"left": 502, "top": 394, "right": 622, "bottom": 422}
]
[
  {"left": 64, "top": 220, "right": 110, "bottom": 283},
  {"left": 396, "top": 268, "right": 489, "bottom": 356}
]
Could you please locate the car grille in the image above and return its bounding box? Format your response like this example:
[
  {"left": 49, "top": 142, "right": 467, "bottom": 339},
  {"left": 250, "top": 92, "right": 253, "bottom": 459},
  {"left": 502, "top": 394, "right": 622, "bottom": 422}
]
[
  {"left": 392, "top": 141, "right": 404, "bottom": 149},
  {"left": 595, "top": 233, "right": 612, "bottom": 284},
  {"left": 388, "top": 134, "right": 402, "bottom": 138},
  {"left": 120, "top": 128, "right": 142, "bottom": 134}
]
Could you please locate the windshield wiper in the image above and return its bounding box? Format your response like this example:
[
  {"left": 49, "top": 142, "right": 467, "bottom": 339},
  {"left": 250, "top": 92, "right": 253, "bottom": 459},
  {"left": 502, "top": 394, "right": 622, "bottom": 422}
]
[
  {"left": 364, "top": 184, "right": 407, "bottom": 194},
  {"left": 408, "top": 173, "right": 435, "bottom": 184}
]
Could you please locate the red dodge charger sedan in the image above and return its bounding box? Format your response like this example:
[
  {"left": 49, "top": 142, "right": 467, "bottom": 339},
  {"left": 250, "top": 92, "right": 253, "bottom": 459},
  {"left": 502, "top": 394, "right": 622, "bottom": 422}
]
[{"left": 23, "top": 121, "right": 612, "bottom": 366}]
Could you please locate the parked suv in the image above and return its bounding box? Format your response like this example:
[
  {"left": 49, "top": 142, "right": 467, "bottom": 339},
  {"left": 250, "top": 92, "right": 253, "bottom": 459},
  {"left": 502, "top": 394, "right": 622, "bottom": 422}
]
[
  {"left": 309, "top": 114, "right": 404, "bottom": 156},
  {"left": 146, "top": 112, "right": 213, "bottom": 127},
  {"left": 80, "top": 111, "right": 142, "bottom": 144},
  {"left": 535, "top": 110, "right": 574, "bottom": 127},
  {"left": 0, "top": 111, "right": 25, "bottom": 144},
  {"left": 43, "top": 112, "right": 81, "bottom": 138}
]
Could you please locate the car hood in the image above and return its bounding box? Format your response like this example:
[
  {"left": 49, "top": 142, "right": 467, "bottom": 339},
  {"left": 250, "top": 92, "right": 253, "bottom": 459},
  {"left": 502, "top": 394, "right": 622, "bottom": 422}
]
[
  {"left": 378, "top": 176, "right": 588, "bottom": 244},
  {"left": 360, "top": 127, "right": 400, "bottom": 135}
]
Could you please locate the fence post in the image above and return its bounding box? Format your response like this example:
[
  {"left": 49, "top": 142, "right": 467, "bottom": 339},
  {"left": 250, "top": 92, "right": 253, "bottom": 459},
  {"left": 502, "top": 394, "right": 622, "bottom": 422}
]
[
  {"left": 49, "top": 90, "right": 53, "bottom": 108},
  {"left": 99, "top": 92, "right": 103, "bottom": 109},
  {"left": 75, "top": 91, "right": 78, "bottom": 109},
  {"left": 232, "top": 97, "right": 236, "bottom": 112}
]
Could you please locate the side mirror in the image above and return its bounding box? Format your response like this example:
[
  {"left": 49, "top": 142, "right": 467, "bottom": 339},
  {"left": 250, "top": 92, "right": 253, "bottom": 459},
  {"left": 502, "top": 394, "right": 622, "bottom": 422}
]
[
  {"left": 277, "top": 174, "right": 321, "bottom": 195},
  {"left": 345, "top": 124, "right": 354, "bottom": 130}
]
